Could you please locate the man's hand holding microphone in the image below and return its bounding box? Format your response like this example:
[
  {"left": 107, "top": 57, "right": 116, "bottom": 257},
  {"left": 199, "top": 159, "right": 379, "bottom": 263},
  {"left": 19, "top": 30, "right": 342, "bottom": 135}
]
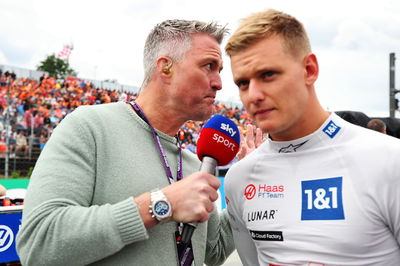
[{"left": 135, "top": 115, "right": 240, "bottom": 235}]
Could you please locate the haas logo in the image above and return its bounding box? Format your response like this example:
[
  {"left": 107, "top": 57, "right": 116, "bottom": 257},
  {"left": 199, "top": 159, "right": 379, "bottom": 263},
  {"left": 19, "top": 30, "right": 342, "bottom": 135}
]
[
  {"left": 220, "top": 123, "right": 237, "bottom": 137},
  {"left": 0, "top": 225, "right": 14, "bottom": 252}
]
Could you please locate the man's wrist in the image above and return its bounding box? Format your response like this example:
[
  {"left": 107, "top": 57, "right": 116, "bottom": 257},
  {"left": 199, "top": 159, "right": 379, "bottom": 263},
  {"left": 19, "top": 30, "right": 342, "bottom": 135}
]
[{"left": 133, "top": 192, "right": 158, "bottom": 229}]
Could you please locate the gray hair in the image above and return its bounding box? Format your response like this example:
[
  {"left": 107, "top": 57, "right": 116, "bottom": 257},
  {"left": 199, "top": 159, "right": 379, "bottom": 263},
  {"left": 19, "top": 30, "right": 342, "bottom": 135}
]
[{"left": 142, "top": 19, "right": 228, "bottom": 87}]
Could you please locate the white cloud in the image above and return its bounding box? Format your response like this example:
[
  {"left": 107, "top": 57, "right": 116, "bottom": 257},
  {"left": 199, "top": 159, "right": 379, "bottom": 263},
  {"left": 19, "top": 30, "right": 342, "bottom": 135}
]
[
  {"left": 2, "top": 0, "right": 400, "bottom": 117},
  {"left": 0, "top": 49, "right": 9, "bottom": 65},
  {"left": 317, "top": 48, "right": 390, "bottom": 116}
]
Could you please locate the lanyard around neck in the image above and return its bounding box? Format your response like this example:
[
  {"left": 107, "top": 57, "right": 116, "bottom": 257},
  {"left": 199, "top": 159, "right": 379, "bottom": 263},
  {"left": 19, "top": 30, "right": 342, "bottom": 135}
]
[{"left": 129, "top": 101, "right": 183, "bottom": 184}]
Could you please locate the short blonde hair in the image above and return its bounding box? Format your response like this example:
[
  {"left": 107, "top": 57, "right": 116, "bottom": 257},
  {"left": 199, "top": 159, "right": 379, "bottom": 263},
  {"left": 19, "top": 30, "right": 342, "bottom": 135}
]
[{"left": 225, "top": 9, "right": 311, "bottom": 58}]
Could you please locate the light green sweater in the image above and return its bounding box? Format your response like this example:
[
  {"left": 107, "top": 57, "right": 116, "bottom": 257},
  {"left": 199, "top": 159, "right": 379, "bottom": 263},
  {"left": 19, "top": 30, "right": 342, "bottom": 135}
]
[{"left": 16, "top": 102, "right": 234, "bottom": 265}]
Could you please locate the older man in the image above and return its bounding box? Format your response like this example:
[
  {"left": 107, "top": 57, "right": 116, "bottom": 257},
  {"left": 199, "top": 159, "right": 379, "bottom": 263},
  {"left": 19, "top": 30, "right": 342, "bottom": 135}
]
[{"left": 17, "top": 19, "right": 234, "bottom": 265}]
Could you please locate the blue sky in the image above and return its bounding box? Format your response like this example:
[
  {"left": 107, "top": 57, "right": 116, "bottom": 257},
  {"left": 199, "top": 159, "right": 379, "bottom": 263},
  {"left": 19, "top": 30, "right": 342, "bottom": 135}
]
[{"left": 1, "top": 0, "right": 400, "bottom": 117}]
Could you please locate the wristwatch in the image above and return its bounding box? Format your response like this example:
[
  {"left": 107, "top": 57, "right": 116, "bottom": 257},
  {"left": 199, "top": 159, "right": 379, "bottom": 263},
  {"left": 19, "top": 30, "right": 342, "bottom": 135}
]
[{"left": 149, "top": 190, "right": 172, "bottom": 222}]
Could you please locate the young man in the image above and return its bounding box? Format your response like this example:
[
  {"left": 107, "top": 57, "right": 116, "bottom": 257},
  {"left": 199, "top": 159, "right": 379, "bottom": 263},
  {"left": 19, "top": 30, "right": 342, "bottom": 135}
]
[
  {"left": 224, "top": 9, "right": 400, "bottom": 265},
  {"left": 17, "top": 20, "right": 234, "bottom": 265}
]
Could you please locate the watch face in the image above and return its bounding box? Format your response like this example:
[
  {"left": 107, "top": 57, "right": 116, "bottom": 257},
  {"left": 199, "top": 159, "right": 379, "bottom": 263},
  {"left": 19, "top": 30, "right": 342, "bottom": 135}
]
[{"left": 154, "top": 200, "right": 170, "bottom": 216}]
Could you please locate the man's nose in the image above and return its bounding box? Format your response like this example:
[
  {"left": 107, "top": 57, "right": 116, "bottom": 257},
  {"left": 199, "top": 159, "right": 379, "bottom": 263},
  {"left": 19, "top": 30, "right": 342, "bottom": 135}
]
[
  {"left": 210, "top": 73, "right": 222, "bottom": 91},
  {"left": 247, "top": 80, "right": 265, "bottom": 103}
]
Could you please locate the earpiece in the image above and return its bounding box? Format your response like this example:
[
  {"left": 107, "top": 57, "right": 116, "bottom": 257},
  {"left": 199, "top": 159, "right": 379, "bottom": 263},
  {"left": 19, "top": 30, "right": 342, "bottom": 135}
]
[
  {"left": 162, "top": 60, "right": 173, "bottom": 75},
  {"left": 162, "top": 67, "right": 171, "bottom": 74}
]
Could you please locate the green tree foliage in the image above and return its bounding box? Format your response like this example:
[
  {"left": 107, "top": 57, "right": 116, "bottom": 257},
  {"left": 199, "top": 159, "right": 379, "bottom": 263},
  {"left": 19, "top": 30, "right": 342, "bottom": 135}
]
[{"left": 37, "top": 54, "right": 77, "bottom": 78}]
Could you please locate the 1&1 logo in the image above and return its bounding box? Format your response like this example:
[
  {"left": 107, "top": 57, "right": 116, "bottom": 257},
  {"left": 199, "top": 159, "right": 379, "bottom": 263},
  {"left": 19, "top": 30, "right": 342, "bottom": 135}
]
[
  {"left": 244, "top": 184, "right": 256, "bottom": 200},
  {"left": 323, "top": 120, "right": 341, "bottom": 139},
  {"left": 0, "top": 225, "right": 14, "bottom": 252},
  {"left": 301, "top": 177, "right": 344, "bottom": 220}
]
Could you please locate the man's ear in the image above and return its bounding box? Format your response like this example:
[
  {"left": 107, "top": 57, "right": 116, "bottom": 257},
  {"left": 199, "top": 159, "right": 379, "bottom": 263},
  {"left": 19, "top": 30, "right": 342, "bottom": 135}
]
[
  {"left": 157, "top": 57, "right": 173, "bottom": 77},
  {"left": 304, "top": 53, "right": 319, "bottom": 87}
]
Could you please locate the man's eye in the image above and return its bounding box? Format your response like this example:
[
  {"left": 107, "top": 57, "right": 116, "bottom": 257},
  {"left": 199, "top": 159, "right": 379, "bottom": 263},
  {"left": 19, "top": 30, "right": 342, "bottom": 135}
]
[
  {"left": 262, "top": 71, "right": 275, "bottom": 79},
  {"left": 236, "top": 80, "right": 249, "bottom": 90}
]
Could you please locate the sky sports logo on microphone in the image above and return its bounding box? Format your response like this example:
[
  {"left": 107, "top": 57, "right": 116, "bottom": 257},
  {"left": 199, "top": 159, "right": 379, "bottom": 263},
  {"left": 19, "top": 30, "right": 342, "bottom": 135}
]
[
  {"left": 214, "top": 121, "right": 239, "bottom": 152},
  {"left": 220, "top": 123, "right": 237, "bottom": 137},
  {"left": 212, "top": 133, "right": 236, "bottom": 152},
  {"left": 196, "top": 115, "right": 240, "bottom": 166}
]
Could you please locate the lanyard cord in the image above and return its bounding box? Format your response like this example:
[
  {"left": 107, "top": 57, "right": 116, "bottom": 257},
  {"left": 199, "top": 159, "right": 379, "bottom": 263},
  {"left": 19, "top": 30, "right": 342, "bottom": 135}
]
[
  {"left": 129, "top": 101, "right": 183, "bottom": 184},
  {"left": 129, "top": 102, "right": 194, "bottom": 266}
]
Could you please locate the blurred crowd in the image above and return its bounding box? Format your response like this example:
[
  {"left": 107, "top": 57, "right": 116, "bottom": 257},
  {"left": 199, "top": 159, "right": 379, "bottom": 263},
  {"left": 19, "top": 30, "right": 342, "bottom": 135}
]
[{"left": 0, "top": 70, "right": 252, "bottom": 157}]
